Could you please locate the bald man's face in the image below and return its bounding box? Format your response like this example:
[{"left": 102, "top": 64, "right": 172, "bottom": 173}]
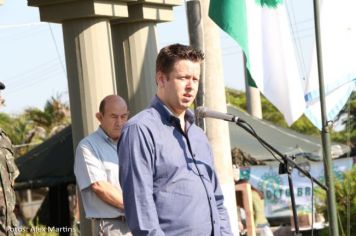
[{"left": 97, "top": 98, "right": 129, "bottom": 141}]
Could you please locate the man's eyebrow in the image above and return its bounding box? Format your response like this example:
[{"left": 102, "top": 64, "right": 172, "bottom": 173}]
[{"left": 110, "top": 112, "right": 129, "bottom": 116}]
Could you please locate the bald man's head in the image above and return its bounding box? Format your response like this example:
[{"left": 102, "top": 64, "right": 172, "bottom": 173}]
[
  {"left": 99, "top": 95, "right": 126, "bottom": 115},
  {"left": 96, "top": 95, "right": 129, "bottom": 141}
]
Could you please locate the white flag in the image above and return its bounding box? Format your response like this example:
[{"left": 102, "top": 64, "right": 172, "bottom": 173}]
[
  {"left": 210, "top": 0, "right": 306, "bottom": 125},
  {"left": 305, "top": 0, "right": 356, "bottom": 129}
]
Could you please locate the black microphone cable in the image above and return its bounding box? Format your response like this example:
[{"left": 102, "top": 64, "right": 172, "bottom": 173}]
[{"left": 236, "top": 119, "right": 284, "bottom": 164}]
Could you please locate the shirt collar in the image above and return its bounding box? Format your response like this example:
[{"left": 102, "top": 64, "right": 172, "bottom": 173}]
[
  {"left": 97, "top": 126, "right": 117, "bottom": 145},
  {"left": 150, "top": 95, "right": 195, "bottom": 126}
]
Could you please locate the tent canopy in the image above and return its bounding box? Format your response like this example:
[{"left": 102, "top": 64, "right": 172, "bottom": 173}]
[
  {"left": 15, "top": 126, "right": 75, "bottom": 190},
  {"left": 227, "top": 105, "right": 349, "bottom": 161}
]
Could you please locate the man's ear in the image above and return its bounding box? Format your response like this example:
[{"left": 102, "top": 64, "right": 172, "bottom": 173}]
[
  {"left": 156, "top": 71, "right": 166, "bottom": 88},
  {"left": 96, "top": 112, "right": 102, "bottom": 122}
]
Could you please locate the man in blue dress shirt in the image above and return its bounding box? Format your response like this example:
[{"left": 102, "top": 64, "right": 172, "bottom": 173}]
[{"left": 118, "top": 44, "right": 233, "bottom": 236}]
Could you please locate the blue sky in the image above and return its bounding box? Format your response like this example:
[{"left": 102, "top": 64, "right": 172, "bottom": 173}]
[{"left": 0, "top": 0, "right": 312, "bottom": 115}]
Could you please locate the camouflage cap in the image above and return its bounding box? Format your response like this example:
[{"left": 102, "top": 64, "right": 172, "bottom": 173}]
[{"left": 0, "top": 82, "right": 4, "bottom": 90}]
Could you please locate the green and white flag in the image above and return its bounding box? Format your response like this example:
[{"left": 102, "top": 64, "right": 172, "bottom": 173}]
[
  {"left": 209, "top": 0, "right": 305, "bottom": 125},
  {"left": 305, "top": 0, "right": 356, "bottom": 129}
]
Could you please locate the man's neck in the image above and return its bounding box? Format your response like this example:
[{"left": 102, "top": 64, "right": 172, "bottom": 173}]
[
  {"left": 156, "top": 94, "right": 187, "bottom": 132},
  {"left": 169, "top": 108, "right": 186, "bottom": 132},
  {"left": 178, "top": 116, "right": 186, "bottom": 132},
  {"left": 99, "top": 126, "right": 119, "bottom": 143}
]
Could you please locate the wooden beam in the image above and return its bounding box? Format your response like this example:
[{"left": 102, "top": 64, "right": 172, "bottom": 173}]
[{"left": 236, "top": 182, "right": 256, "bottom": 236}]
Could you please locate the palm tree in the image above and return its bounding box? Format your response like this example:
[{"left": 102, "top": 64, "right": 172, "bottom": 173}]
[
  {"left": 24, "top": 95, "right": 71, "bottom": 138},
  {"left": 0, "top": 95, "right": 71, "bottom": 157},
  {"left": 0, "top": 114, "right": 35, "bottom": 156}
]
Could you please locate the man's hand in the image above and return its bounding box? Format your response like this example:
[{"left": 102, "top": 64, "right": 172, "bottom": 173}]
[{"left": 91, "top": 181, "right": 124, "bottom": 210}]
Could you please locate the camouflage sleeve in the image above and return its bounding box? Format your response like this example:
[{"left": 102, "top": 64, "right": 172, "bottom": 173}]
[{"left": 0, "top": 130, "right": 19, "bottom": 232}]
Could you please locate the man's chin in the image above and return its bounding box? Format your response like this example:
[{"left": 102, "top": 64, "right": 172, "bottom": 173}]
[
  {"left": 110, "top": 133, "right": 120, "bottom": 141},
  {"left": 181, "top": 99, "right": 194, "bottom": 107},
  {"left": 177, "top": 104, "right": 188, "bottom": 110}
]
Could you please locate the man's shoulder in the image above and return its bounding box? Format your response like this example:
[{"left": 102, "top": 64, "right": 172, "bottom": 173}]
[
  {"left": 0, "top": 129, "right": 13, "bottom": 151},
  {"left": 77, "top": 130, "right": 102, "bottom": 148},
  {"left": 126, "top": 107, "right": 160, "bottom": 127}
]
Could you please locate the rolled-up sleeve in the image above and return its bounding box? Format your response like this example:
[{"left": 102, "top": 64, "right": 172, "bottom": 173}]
[
  {"left": 74, "top": 142, "right": 107, "bottom": 191},
  {"left": 118, "top": 124, "right": 165, "bottom": 236}
]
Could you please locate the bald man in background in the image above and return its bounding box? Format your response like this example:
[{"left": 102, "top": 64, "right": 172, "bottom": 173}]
[{"left": 74, "top": 95, "right": 131, "bottom": 236}]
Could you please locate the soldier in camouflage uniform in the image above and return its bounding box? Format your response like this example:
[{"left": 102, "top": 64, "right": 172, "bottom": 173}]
[{"left": 0, "top": 82, "right": 19, "bottom": 235}]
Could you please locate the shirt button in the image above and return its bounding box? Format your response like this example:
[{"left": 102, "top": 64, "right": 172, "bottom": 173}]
[
  {"left": 209, "top": 196, "right": 212, "bottom": 201},
  {"left": 213, "top": 220, "right": 216, "bottom": 224}
]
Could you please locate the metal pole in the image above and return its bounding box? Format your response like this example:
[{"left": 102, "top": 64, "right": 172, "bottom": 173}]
[
  {"left": 287, "top": 173, "right": 300, "bottom": 236},
  {"left": 278, "top": 157, "right": 301, "bottom": 235},
  {"left": 186, "top": 0, "right": 205, "bottom": 130},
  {"left": 243, "top": 54, "right": 262, "bottom": 119},
  {"left": 312, "top": 0, "right": 339, "bottom": 235}
]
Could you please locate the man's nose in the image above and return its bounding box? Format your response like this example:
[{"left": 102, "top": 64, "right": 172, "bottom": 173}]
[
  {"left": 117, "top": 116, "right": 128, "bottom": 125},
  {"left": 117, "top": 118, "right": 124, "bottom": 125},
  {"left": 186, "top": 78, "right": 193, "bottom": 88}
]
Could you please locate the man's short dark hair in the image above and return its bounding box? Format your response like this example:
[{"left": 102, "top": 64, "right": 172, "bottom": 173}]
[
  {"left": 99, "top": 99, "right": 106, "bottom": 114},
  {"left": 156, "top": 44, "right": 205, "bottom": 75}
]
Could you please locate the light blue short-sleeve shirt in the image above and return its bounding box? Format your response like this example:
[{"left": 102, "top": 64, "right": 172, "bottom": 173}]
[{"left": 74, "top": 127, "right": 124, "bottom": 218}]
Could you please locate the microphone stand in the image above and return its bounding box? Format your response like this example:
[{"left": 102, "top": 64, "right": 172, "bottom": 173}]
[{"left": 234, "top": 120, "right": 327, "bottom": 236}]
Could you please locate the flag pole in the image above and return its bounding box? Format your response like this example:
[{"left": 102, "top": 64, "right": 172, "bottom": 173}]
[
  {"left": 312, "top": 0, "right": 339, "bottom": 235},
  {"left": 186, "top": 0, "right": 205, "bottom": 130}
]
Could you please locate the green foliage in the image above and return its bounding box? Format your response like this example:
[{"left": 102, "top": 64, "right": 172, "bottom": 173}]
[
  {"left": 225, "top": 88, "right": 246, "bottom": 111},
  {"left": 0, "top": 112, "right": 12, "bottom": 124},
  {"left": 225, "top": 88, "right": 320, "bottom": 136},
  {"left": 0, "top": 95, "right": 71, "bottom": 157},
  {"left": 330, "top": 91, "right": 356, "bottom": 146},
  {"left": 332, "top": 129, "right": 356, "bottom": 147},
  {"left": 18, "top": 219, "right": 59, "bottom": 236},
  {"left": 290, "top": 116, "right": 320, "bottom": 136},
  {"left": 335, "top": 92, "right": 356, "bottom": 128},
  {"left": 25, "top": 95, "right": 71, "bottom": 136},
  {"left": 0, "top": 115, "right": 34, "bottom": 156},
  {"left": 315, "top": 166, "right": 356, "bottom": 236}
]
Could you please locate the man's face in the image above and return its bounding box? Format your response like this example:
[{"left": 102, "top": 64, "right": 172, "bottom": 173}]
[
  {"left": 157, "top": 59, "right": 200, "bottom": 116},
  {"left": 97, "top": 98, "right": 129, "bottom": 141}
]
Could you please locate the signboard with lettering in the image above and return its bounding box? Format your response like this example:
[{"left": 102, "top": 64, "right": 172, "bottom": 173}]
[{"left": 239, "top": 157, "right": 355, "bottom": 218}]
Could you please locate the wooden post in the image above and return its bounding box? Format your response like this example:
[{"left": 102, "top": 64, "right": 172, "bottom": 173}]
[{"left": 236, "top": 182, "right": 256, "bottom": 236}]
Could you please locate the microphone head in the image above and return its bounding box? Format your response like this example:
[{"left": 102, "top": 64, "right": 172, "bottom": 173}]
[{"left": 195, "top": 106, "right": 207, "bottom": 119}]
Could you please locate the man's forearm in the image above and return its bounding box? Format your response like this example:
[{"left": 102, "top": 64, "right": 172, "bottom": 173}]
[{"left": 91, "top": 181, "right": 124, "bottom": 209}]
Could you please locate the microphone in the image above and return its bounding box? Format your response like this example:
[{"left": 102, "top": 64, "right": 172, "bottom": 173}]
[{"left": 195, "top": 106, "right": 242, "bottom": 123}]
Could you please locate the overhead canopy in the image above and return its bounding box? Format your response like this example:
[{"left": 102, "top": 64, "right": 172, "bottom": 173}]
[
  {"left": 227, "top": 105, "right": 349, "bottom": 161},
  {"left": 15, "top": 126, "right": 75, "bottom": 190}
]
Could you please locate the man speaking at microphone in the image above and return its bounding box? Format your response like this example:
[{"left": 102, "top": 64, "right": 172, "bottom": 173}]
[{"left": 118, "top": 44, "right": 233, "bottom": 236}]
